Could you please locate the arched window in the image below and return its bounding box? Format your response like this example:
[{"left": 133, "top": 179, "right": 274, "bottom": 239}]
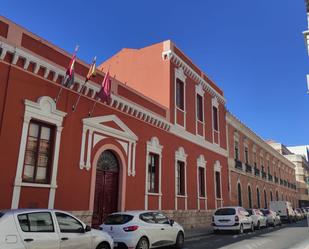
[
  {"left": 270, "top": 191, "right": 273, "bottom": 202},
  {"left": 257, "top": 188, "right": 260, "bottom": 208},
  {"left": 237, "top": 183, "right": 242, "bottom": 206},
  {"left": 264, "top": 190, "right": 267, "bottom": 208},
  {"left": 276, "top": 191, "right": 279, "bottom": 201},
  {"left": 248, "top": 185, "right": 252, "bottom": 208}
]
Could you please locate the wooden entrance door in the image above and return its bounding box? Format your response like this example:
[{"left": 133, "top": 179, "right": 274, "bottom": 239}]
[{"left": 92, "top": 150, "right": 119, "bottom": 228}]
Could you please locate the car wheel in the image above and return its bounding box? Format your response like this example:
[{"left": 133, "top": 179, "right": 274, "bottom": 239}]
[
  {"left": 257, "top": 221, "right": 260, "bottom": 230},
  {"left": 238, "top": 224, "right": 244, "bottom": 234},
  {"left": 96, "top": 242, "right": 110, "bottom": 249},
  {"left": 251, "top": 223, "right": 254, "bottom": 232},
  {"left": 174, "top": 232, "right": 184, "bottom": 249},
  {"left": 136, "top": 237, "right": 149, "bottom": 249}
]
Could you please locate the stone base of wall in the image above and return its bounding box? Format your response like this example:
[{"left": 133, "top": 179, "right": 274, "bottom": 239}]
[
  {"left": 162, "top": 210, "right": 215, "bottom": 230},
  {"left": 69, "top": 209, "right": 214, "bottom": 230},
  {"left": 70, "top": 210, "right": 93, "bottom": 225}
]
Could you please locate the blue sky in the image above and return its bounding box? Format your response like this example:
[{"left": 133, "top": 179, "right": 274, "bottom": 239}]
[{"left": 2, "top": 0, "right": 309, "bottom": 146}]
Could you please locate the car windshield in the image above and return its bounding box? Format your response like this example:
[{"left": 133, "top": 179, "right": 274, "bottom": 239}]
[
  {"left": 215, "top": 208, "right": 236, "bottom": 215},
  {"left": 261, "top": 209, "right": 270, "bottom": 215},
  {"left": 246, "top": 209, "right": 253, "bottom": 215},
  {"left": 104, "top": 214, "right": 134, "bottom": 225}
]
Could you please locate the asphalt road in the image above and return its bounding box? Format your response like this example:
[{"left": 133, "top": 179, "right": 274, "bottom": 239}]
[{"left": 182, "top": 219, "right": 309, "bottom": 249}]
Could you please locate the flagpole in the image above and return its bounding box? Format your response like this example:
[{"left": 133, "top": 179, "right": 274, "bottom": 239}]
[
  {"left": 54, "top": 45, "right": 79, "bottom": 104},
  {"left": 72, "top": 56, "right": 96, "bottom": 112},
  {"left": 88, "top": 66, "right": 111, "bottom": 117}
]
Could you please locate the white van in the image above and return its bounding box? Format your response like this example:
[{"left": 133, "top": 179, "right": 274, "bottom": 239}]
[{"left": 269, "top": 201, "right": 295, "bottom": 223}]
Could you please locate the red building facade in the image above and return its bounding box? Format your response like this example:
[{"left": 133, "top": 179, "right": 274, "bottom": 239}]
[
  {"left": 0, "top": 17, "right": 229, "bottom": 228},
  {"left": 227, "top": 112, "right": 297, "bottom": 209}
]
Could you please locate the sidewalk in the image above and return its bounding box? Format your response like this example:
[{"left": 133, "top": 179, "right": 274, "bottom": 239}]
[{"left": 185, "top": 226, "right": 214, "bottom": 239}]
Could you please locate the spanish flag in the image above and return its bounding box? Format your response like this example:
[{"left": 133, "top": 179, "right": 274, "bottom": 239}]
[
  {"left": 85, "top": 56, "right": 96, "bottom": 82},
  {"left": 63, "top": 45, "right": 79, "bottom": 88}
]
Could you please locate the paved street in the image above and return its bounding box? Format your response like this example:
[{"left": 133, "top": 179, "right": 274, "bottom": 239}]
[{"left": 182, "top": 220, "right": 309, "bottom": 249}]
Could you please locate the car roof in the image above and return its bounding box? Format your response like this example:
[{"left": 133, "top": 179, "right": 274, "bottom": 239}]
[
  {"left": 0, "top": 209, "right": 71, "bottom": 216},
  {"left": 110, "top": 210, "right": 162, "bottom": 216},
  {"left": 216, "top": 206, "right": 242, "bottom": 209}
]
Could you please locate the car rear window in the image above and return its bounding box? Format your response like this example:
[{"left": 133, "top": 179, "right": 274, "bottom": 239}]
[
  {"left": 104, "top": 214, "right": 134, "bottom": 225},
  {"left": 215, "top": 208, "right": 236, "bottom": 215},
  {"left": 246, "top": 209, "right": 253, "bottom": 215},
  {"left": 261, "top": 210, "right": 270, "bottom": 215}
]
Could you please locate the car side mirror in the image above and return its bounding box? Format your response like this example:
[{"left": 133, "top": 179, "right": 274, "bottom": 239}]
[
  {"left": 170, "top": 219, "right": 175, "bottom": 226},
  {"left": 85, "top": 225, "right": 91, "bottom": 232}
]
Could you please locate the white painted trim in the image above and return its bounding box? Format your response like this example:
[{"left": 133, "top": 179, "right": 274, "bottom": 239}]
[
  {"left": 11, "top": 96, "right": 66, "bottom": 209},
  {"left": 79, "top": 115, "right": 138, "bottom": 175},
  {"left": 212, "top": 97, "right": 220, "bottom": 146},
  {"left": 197, "top": 155, "right": 207, "bottom": 210},
  {"left": 174, "top": 67, "right": 186, "bottom": 129},
  {"left": 214, "top": 160, "right": 223, "bottom": 209},
  {"left": 162, "top": 49, "right": 226, "bottom": 104},
  {"left": 195, "top": 84, "right": 205, "bottom": 138},
  {"left": 145, "top": 137, "right": 163, "bottom": 210},
  {"left": 175, "top": 147, "right": 188, "bottom": 210}
]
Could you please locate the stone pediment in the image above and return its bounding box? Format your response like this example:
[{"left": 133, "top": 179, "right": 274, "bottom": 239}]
[{"left": 83, "top": 114, "right": 138, "bottom": 142}]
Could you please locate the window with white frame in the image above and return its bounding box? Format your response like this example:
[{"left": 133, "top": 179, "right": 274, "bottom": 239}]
[
  {"left": 177, "top": 161, "right": 185, "bottom": 196},
  {"left": 234, "top": 141, "right": 239, "bottom": 160},
  {"left": 198, "top": 167, "right": 206, "bottom": 197},
  {"left": 176, "top": 78, "right": 184, "bottom": 111},
  {"left": 147, "top": 153, "right": 159, "bottom": 193},
  {"left": 196, "top": 94, "right": 203, "bottom": 122},
  {"left": 213, "top": 106, "right": 218, "bottom": 132},
  {"left": 244, "top": 146, "right": 249, "bottom": 164},
  {"left": 215, "top": 171, "right": 221, "bottom": 198},
  {"left": 23, "top": 121, "right": 55, "bottom": 184}
]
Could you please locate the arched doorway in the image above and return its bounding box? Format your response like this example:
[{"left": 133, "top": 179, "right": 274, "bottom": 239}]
[
  {"left": 92, "top": 150, "right": 119, "bottom": 228},
  {"left": 264, "top": 190, "right": 267, "bottom": 208}
]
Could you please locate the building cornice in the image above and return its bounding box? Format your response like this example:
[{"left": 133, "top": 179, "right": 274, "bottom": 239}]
[
  {"left": 162, "top": 49, "right": 226, "bottom": 105},
  {"left": 226, "top": 112, "right": 295, "bottom": 170}
]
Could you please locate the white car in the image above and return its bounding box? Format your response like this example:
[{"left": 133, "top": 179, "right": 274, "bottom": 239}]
[
  {"left": 246, "top": 209, "right": 267, "bottom": 229},
  {"left": 260, "top": 209, "right": 282, "bottom": 227},
  {"left": 0, "top": 209, "right": 113, "bottom": 249},
  {"left": 212, "top": 206, "right": 254, "bottom": 234},
  {"left": 100, "top": 211, "right": 184, "bottom": 249}
]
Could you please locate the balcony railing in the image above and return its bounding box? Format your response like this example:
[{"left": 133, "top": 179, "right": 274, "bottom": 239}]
[
  {"left": 268, "top": 174, "right": 273, "bottom": 181},
  {"left": 261, "top": 171, "right": 267, "bottom": 179},
  {"left": 274, "top": 177, "right": 278, "bottom": 183},
  {"left": 254, "top": 167, "right": 260, "bottom": 177},
  {"left": 245, "top": 163, "right": 252, "bottom": 173}
]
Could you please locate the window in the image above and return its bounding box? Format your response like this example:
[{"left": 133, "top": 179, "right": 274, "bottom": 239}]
[
  {"left": 248, "top": 186, "right": 252, "bottom": 208},
  {"left": 196, "top": 94, "right": 203, "bottom": 122},
  {"left": 176, "top": 78, "right": 184, "bottom": 110},
  {"left": 245, "top": 147, "right": 249, "bottom": 164},
  {"left": 253, "top": 152, "right": 257, "bottom": 167},
  {"left": 56, "top": 212, "right": 84, "bottom": 233},
  {"left": 140, "top": 213, "right": 156, "bottom": 224},
  {"left": 215, "top": 171, "right": 221, "bottom": 198},
  {"left": 213, "top": 106, "right": 218, "bottom": 131},
  {"left": 177, "top": 161, "right": 185, "bottom": 195},
  {"left": 104, "top": 214, "right": 133, "bottom": 225},
  {"left": 198, "top": 167, "right": 206, "bottom": 197},
  {"left": 270, "top": 191, "right": 273, "bottom": 201},
  {"left": 276, "top": 191, "right": 279, "bottom": 201},
  {"left": 214, "top": 208, "right": 236, "bottom": 215},
  {"left": 154, "top": 213, "right": 169, "bottom": 224},
  {"left": 18, "top": 212, "right": 54, "bottom": 232},
  {"left": 264, "top": 190, "right": 267, "bottom": 208},
  {"left": 23, "top": 121, "right": 55, "bottom": 184},
  {"left": 147, "top": 153, "right": 159, "bottom": 193},
  {"left": 237, "top": 183, "right": 242, "bottom": 206},
  {"left": 234, "top": 141, "right": 239, "bottom": 160}
]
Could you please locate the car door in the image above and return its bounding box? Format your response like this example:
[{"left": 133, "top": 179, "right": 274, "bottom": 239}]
[
  {"left": 16, "top": 211, "right": 60, "bottom": 249},
  {"left": 139, "top": 212, "right": 164, "bottom": 247},
  {"left": 55, "top": 212, "right": 91, "bottom": 249},
  {"left": 153, "top": 212, "right": 178, "bottom": 246},
  {"left": 240, "top": 208, "right": 251, "bottom": 229}
]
